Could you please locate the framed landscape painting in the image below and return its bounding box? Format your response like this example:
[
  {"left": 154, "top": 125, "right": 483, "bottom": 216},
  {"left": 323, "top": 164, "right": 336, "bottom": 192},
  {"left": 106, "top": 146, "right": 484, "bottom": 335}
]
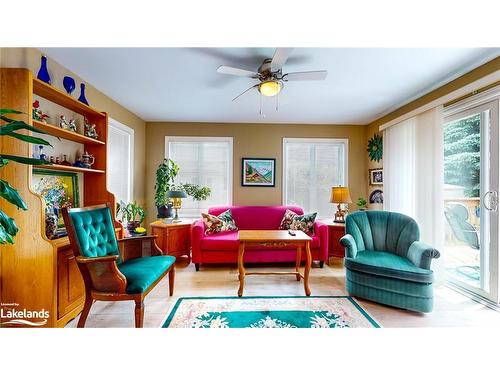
[{"left": 241, "top": 158, "right": 276, "bottom": 187}]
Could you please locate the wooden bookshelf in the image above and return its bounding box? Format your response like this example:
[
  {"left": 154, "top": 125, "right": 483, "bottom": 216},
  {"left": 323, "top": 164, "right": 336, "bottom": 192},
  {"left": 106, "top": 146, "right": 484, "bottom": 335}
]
[
  {"left": 32, "top": 119, "right": 105, "bottom": 146},
  {"left": 36, "top": 164, "right": 105, "bottom": 174},
  {"left": 0, "top": 68, "right": 122, "bottom": 328},
  {"left": 33, "top": 77, "right": 105, "bottom": 119}
]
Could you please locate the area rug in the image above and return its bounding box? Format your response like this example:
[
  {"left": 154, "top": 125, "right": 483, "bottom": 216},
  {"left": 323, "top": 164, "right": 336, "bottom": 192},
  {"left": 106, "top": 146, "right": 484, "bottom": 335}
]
[{"left": 162, "top": 296, "right": 380, "bottom": 328}]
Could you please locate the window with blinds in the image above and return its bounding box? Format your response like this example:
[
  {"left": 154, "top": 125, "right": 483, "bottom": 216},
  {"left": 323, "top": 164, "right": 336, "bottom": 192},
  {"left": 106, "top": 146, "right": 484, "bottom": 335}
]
[
  {"left": 107, "top": 119, "right": 134, "bottom": 204},
  {"left": 283, "top": 138, "right": 348, "bottom": 219},
  {"left": 166, "top": 137, "right": 233, "bottom": 217}
]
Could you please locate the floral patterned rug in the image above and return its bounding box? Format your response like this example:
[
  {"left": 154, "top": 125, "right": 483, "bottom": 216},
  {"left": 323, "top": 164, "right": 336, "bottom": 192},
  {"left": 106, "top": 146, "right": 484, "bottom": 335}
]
[{"left": 162, "top": 296, "right": 380, "bottom": 328}]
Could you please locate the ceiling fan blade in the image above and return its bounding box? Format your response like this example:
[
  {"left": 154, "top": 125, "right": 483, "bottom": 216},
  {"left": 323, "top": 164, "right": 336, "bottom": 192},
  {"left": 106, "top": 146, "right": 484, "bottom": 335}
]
[
  {"left": 232, "top": 84, "right": 259, "bottom": 101},
  {"left": 270, "top": 48, "right": 294, "bottom": 71},
  {"left": 282, "top": 70, "right": 328, "bottom": 81},
  {"left": 217, "top": 65, "right": 259, "bottom": 78}
]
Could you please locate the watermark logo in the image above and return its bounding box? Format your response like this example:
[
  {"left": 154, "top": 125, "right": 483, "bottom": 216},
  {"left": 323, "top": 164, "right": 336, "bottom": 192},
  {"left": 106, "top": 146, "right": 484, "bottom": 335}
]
[{"left": 0, "top": 303, "right": 49, "bottom": 327}]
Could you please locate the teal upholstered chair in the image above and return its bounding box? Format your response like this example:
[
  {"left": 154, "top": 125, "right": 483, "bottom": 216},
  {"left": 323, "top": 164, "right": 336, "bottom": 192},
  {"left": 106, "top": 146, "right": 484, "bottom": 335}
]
[
  {"left": 62, "top": 204, "right": 176, "bottom": 328},
  {"left": 340, "top": 211, "right": 440, "bottom": 313}
]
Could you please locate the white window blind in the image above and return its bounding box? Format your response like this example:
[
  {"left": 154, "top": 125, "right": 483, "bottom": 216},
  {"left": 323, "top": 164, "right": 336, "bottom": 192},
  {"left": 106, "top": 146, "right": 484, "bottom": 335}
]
[
  {"left": 166, "top": 137, "right": 233, "bottom": 218},
  {"left": 283, "top": 138, "right": 348, "bottom": 219},
  {"left": 107, "top": 119, "right": 134, "bottom": 204}
]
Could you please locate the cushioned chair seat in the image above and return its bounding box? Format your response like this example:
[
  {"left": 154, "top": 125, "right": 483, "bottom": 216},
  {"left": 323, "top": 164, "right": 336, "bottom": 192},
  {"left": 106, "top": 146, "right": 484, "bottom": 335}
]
[
  {"left": 118, "top": 255, "right": 176, "bottom": 294},
  {"left": 200, "top": 230, "right": 320, "bottom": 251},
  {"left": 345, "top": 251, "right": 433, "bottom": 283}
]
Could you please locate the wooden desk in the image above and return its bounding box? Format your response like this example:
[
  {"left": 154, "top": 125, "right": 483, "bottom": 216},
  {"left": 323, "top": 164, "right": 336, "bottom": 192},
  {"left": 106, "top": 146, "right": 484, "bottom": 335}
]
[
  {"left": 320, "top": 219, "right": 346, "bottom": 263},
  {"left": 150, "top": 220, "right": 193, "bottom": 263},
  {"left": 237, "top": 230, "right": 312, "bottom": 297}
]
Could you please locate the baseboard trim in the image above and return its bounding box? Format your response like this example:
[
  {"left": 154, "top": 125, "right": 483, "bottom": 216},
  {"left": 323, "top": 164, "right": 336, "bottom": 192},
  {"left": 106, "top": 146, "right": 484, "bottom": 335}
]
[{"left": 445, "top": 281, "right": 500, "bottom": 312}]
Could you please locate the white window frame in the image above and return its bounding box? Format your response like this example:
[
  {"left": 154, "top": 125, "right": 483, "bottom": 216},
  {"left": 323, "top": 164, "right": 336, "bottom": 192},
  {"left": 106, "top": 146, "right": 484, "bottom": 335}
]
[
  {"left": 282, "top": 137, "right": 349, "bottom": 211},
  {"left": 165, "top": 136, "right": 234, "bottom": 209},
  {"left": 107, "top": 118, "right": 134, "bottom": 203}
]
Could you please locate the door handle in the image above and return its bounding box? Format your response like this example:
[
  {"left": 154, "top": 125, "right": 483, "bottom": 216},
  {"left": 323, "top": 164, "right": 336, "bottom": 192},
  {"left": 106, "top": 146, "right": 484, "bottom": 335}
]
[{"left": 483, "top": 191, "right": 498, "bottom": 212}]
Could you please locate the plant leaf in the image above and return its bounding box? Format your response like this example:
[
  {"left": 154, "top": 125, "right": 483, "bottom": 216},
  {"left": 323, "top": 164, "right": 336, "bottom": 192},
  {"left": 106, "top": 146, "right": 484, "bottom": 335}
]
[
  {"left": 0, "top": 179, "right": 27, "bottom": 210},
  {"left": 4, "top": 132, "right": 52, "bottom": 147},
  {"left": 0, "top": 154, "right": 51, "bottom": 166},
  {"left": 0, "top": 109, "right": 23, "bottom": 115},
  {"left": 0, "top": 209, "right": 19, "bottom": 236},
  {"left": 0, "top": 224, "right": 15, "bottom": 244},
  {"left": 0, "top": 120, "right": 50, "bottom": 136},
  {"left": 0, "top": 116, "right": 15, "bottom": 123}
]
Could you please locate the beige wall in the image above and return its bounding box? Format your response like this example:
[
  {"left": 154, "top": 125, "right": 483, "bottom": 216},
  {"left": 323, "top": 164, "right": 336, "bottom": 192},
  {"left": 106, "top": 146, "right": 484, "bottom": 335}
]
[
  {"left": 365, "top": 123, "right": 383, "bottom": 210},
  {"left": 0, "top": 48, "right": 147, "bottom": 206},
  {"left": 145, "top": 122, "right": 367, "bottom": 224}
]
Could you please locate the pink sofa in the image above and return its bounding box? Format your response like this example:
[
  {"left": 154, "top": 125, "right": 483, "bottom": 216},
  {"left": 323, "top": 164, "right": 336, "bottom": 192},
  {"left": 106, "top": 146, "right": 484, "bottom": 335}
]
[{"left": 191, "top": 205, "right": 329, "bottom": 271}]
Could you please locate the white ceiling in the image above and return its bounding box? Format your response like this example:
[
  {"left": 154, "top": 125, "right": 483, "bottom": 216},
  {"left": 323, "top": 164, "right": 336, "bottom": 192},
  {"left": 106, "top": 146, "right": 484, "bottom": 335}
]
[{"left": 41, "top": 48, "right": 499, "bottom": 124}]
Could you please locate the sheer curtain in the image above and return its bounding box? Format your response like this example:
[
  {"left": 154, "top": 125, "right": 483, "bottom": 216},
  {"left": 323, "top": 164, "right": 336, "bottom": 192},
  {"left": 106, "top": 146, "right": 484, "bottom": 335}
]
[{"left": 383, "top": 107, "right": 444, "bottom": 281}]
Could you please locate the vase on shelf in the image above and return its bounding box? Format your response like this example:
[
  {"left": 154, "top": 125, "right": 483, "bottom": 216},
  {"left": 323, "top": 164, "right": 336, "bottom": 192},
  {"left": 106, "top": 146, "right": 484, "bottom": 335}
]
[
  {"left": 37, "top": 55, "right": 51, "bottom": 84},
  {"left": 78, "top": 82, "right": 89, "bottom": 105},
  {"left": 45, "top": 209, "right": 58, "bottom": 240},
  {"left": 63, "top": 76, "right": 76, "bottom": 95}
]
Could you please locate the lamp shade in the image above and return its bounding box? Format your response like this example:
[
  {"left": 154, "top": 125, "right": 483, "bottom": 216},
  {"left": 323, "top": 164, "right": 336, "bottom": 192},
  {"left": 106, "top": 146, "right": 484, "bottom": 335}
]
[
  {"left": 329, "top": 186, "right": 352, "bottom": 204},
  {"left": 166, "top": 190, "right": 187, "bottom": 199}
]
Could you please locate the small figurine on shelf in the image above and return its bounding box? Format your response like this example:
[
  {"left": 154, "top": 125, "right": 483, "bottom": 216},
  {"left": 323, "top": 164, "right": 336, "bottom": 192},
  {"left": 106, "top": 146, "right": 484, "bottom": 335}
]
[
  {"left": 39, "top": 146, "right": 47, "bottom": 161},
  {"left": 68, "top": 119, "right": 77, "bottom": 132},
  {"left": 84, "top": 117, "right": 99, "bottom": 139},
  {"left": 61, "top": 154, "right": 72, "bottom": 166},
  {"left": 81, "top": 151, "right": 95, "bottom": 169},
  {"left": 32, "top": 100, "right": 50, "bottom": 122},
  {"left": 73, "top": 158, "right": 84, "bottom": 168},
  {"left": 59, "top": 115, "right": 69, "bottom": 130}
]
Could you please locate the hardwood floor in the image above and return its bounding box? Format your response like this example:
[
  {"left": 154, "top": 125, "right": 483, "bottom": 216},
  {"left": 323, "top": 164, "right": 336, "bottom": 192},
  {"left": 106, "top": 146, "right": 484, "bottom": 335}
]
[{"left": 65, "top": 257, "right": 500, "bottom": 328}]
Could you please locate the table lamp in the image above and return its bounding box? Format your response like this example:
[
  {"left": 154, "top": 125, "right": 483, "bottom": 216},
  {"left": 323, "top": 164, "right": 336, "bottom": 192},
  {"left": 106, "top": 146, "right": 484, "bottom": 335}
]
[
  {"left": 166, "top": 190, "right": 187, "bottom": 222},
  {"left": 329, "top": 186, "right": 352, "bottom": 223}
]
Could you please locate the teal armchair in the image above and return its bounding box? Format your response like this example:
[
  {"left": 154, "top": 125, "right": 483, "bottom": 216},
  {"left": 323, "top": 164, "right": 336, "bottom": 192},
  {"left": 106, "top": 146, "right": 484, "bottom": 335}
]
[
  {"left": 62, "top": 204, "right": 176, "bottom": 327},
  {"left": 340, "top": 211, "right": 440, "bottom": 313}
]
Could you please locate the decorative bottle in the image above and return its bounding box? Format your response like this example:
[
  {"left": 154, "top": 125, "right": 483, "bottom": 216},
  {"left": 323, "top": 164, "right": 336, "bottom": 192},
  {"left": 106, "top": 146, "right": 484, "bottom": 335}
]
[
  {"left": 37, "top": 55, "right": 51, "bottom": 84},
  {"left": 78, "top": 82, "right": 89, "bottom": 105}
]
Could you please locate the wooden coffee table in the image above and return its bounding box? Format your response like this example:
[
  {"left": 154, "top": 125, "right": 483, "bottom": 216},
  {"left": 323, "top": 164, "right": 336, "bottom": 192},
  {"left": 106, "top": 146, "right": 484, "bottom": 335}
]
[{"left": 237, "top": 230, "right": 312, "bottom": 297}]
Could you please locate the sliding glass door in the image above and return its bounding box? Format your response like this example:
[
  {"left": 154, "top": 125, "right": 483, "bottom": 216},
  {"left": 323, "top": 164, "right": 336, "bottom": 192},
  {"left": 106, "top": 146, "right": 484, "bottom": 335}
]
[{"left": 443, "top": 97, "right": 499, "bottom": 303}]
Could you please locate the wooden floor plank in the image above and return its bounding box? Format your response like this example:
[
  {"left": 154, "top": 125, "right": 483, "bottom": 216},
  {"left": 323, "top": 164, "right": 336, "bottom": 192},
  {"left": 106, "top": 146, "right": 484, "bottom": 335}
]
[{"left": 65, "top": 257, "right": 500, "bottom": 328}]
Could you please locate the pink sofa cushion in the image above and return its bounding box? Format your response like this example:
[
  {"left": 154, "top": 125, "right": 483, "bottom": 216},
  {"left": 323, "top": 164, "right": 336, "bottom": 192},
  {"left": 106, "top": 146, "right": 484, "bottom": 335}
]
[
  {"left": 200, "top": 230, "right": 320, "bottom": 251},
  {"left": 207, "top": 206, "right": 304, "bottom": 230}
]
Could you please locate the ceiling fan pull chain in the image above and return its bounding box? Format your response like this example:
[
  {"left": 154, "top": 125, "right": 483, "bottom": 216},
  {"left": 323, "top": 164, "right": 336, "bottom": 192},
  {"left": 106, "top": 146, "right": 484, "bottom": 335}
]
[
  {"left": 275, "top": 91, "right": 279, "bottom": 112},
  {"left": 259, "top": 93, "right": 263, "bottom": 117}
]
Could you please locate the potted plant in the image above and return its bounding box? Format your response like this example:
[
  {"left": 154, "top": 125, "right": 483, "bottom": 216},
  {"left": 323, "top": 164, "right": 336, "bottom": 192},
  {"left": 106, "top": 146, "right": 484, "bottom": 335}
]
[
  {"left": 1, "top": 109, "right": 52, "bottom": 245},
  {"left": 178, "top": 183, "right": 211, "bottom": 202},
  {"left": 356, "top": 197, "right": 368, "bottom": 211},
  {"left": 118, "top": 201, "right": 146, "bottom": 234},
  {"left": 154, "top": 158, "right": 179, "bottom": 218}
]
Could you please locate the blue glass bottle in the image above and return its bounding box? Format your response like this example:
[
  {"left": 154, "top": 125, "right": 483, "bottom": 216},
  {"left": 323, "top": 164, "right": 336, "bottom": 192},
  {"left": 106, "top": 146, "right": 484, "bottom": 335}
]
[
  {"left": 37, "top": 55, "right": 51, "bottom": 84},
  {"left": 78, "top": 82, "right": 89, "bottom": 105}
]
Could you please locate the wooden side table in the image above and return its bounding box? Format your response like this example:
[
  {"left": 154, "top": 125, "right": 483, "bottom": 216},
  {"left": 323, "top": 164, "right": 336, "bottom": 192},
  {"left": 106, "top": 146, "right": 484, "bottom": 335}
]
[
  {"left": 320, "top": 219, "right": 346, "bottom": 263},
  {"left": 150, "top": 220, "right": 192, "bottom": 263}
]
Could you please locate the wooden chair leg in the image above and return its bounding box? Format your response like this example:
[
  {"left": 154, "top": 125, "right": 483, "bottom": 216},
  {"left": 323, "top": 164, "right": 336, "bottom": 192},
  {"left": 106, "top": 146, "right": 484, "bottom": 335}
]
[
  {"left": 168, "top": 267, "right": 175, "bottom": 296},
  {"left": 134, "top": 298, "right": 144, "bottom": 328},
  {"left": 77, "top": 294, "right": 93, "bottom": 328}
]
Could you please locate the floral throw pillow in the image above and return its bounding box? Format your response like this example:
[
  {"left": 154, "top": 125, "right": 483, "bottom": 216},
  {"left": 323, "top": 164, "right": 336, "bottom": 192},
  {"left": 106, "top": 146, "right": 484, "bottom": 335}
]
[
  {"left": 289, "top": 212, "right": 317, "bottom": 235},
  {"left": 201, "top": 209, "right": 238, "bottom": 235},
  {"left": 279, "top": 209, "right": 298, "bottom": 230}
]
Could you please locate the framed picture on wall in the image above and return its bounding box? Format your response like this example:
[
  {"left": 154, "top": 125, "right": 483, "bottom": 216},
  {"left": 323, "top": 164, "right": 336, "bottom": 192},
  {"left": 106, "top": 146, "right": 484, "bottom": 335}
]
[
  {"left": 369, "top": 168, "right": 383, "bottom": 185},
  {"left": 241, "top": 158, "right": 276, "bottom": 187},
  {"left": 32, "top": 169, "right": 80, "bottom": 228}
]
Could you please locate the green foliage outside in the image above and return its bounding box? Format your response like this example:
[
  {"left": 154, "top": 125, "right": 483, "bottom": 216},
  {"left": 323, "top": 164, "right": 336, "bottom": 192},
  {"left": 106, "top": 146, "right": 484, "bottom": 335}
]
[{"left": 444, "top": 114, "right": 480, "bottom": 197}]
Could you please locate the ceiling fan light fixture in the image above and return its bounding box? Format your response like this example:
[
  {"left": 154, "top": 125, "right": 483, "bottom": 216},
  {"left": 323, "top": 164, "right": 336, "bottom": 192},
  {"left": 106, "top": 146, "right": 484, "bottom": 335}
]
[{"left": 258, "top": 80, "right": 282, "bottom": 97}]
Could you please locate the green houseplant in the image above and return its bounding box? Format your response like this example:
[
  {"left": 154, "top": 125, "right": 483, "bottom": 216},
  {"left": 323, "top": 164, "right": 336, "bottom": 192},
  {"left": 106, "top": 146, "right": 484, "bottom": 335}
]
[
  {"left": 154, "top": 158, "right": 179, "bottom": 218},
  {"left": 356, "top": 197, "right": 368, "bottom": 211},
  {"left": 118, "top": 201, "right": 146, "bottom": 233},
  {"left": 1, "top": 109, "right": 52, "bottom": 245},
  {"left": 154, "top": 158, "right": 212, "bottom": 218}
]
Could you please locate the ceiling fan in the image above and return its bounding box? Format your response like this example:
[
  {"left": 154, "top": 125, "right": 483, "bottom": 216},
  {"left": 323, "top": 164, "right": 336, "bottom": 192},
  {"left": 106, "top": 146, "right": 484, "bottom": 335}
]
[{"left": 216, "top": 48, "right": 328, "bottom": 102}]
